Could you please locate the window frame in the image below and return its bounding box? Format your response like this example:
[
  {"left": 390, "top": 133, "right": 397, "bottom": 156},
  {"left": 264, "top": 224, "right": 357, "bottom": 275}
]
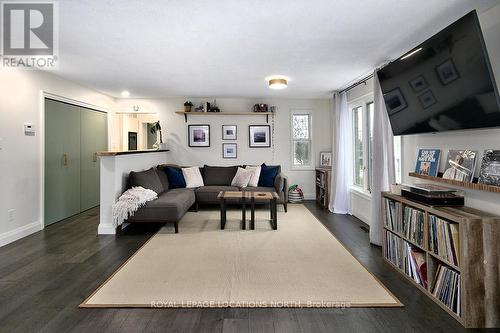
[
  {"left": 290, "top": 109, "right": 314, "bottom": 170},
  {"left": 349, "top": 94, "right": 374, "bottom": 194}
]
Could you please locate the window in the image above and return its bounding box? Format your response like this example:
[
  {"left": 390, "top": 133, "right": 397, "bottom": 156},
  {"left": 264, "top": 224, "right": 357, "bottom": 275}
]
[
  {"left": 353, "top": 106, "right": 364, "bottom": 186},
  {"left": 350, "top": 96, "right": 373, "bottom": 192},
  {"left": 350, "top": 96, "right": 401, "bottom": 193},
  {"left": 291, "top": 111, "right": 313, "bottom": 168}
]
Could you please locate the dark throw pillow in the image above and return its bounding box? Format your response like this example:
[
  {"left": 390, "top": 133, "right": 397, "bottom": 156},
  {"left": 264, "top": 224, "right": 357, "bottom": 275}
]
[
  {"left": 165, "top": 166, "right": 186, "bottom": 189},
  {"left": 128, "top": 168, "right": 164, "bottom": 194},
  {"left": 202, "top": 165, "right": 238, "bottom": 186},
  {"left": 258, "top": 163, "right": 279, "bottom": 187}
]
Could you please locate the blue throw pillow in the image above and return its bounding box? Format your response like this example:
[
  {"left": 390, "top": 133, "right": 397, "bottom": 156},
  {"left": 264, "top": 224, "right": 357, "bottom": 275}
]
[
  {"left": 258, "top": 163, "right": 279, "bottom": 187},
  {"left": 165, "top": 167, "right": 186, "bottom": 189}
]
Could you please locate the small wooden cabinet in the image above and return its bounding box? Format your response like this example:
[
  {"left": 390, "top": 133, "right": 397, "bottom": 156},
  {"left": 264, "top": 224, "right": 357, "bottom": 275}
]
[{"left": 315, "top": 168, "right": 331, "bottom": 209}]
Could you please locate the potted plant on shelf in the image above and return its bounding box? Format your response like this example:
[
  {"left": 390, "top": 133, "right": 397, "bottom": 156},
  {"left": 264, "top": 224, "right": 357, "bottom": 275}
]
[
  {"left": 184, "top": 101, "right": 193, "bottom": 112},
  {"left": 150, "top": 121, "right": 167, "bottom": 149}
]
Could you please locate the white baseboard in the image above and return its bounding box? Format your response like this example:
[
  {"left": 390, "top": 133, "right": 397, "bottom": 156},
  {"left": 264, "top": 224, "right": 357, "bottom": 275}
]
[
  {"left": 0, "top": 221, "right": 41, "bottom": 248},
  {"left": 303, "top": 193, "right": 315, "bottom": 200},
  {"left": 98, "top": 223, "right": 116, "bottom": 235}
]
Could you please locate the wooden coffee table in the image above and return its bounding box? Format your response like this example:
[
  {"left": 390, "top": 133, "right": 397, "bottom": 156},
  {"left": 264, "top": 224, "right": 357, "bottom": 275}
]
[{"left": 217, "top": 191, "right": 279, "bottom": 230}]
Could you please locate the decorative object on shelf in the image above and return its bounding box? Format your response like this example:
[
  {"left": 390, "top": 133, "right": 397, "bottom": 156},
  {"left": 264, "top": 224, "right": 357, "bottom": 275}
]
[
  {"left": 415, "top": 148, "right": 441, "bottom": 177},
  {"left": 194, "top": 102, "right": 204, "bottom": 112},
  {"left": 418, "top": 90, "right": 437, "bottom": 109},
  {"left": 383, "top": 87, "right": 407, "bottom": 115},
  {"left": 222, "top": 143, "right": 237, "bottom": 159},
  {"left": 478, "top": 150, "right": 500, "bottom": 187},
  {"left": 409, "top": 75, "right": 429, "bottom": 93},
  {"left": 390, "top": 183, "right": 402, "bottom": 195},
  {"left": 188, "top": 124, "right": 210, "bottom": 147},
  {"left": 249, "top": 125, "right": 271, "bottom": 148},
  {"left": 253, "top": 104, "right": 268, "bottom": 112},
  {"left": 442, "top": 150, "right": 477, "bottom": 183},
  {"left": 269, "top": 105, "right": 276, "bottom": 113},
  {"left": 204, "top": 101, "right": 211, "bottom": 113},
  {"left": 222, "top": 125, "right": 237, "bottom": 140},
  {"left": 184, "top": 101, "right": 193, "bottom": 112},
  {"left": 149, "top": 121, "right": 167, "bottom": 149},
  {"left": 435, "top": 58, "right": 460, "bottom": 86},
  {"left": 209, "top": 99, "right": 220, "bottom": 112},
  {"left": 319, "top": 151, "right": 332, "bottom": 167},
  {"left": 288, "top": 184, "right": 304, "bottom": 203}
]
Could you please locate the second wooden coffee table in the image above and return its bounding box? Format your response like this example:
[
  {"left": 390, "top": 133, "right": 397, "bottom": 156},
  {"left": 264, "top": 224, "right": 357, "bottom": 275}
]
[{"left": 217, "top": 191, "right": 279, "bottom": 230}]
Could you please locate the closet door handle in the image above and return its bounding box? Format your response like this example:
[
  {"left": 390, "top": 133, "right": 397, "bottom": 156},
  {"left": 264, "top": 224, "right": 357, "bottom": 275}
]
[
  {"left": 93, "top": 152, "right": 97, "bottom": 162},
  {"left": 63, "top": 153, "right": 68, "bottom": 166}
]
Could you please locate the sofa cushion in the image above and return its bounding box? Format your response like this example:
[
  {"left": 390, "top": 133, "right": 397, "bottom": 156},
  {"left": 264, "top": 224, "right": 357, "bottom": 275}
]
[
  {"left": 182, "top": 166, "right": 204, "bottom": 188},
  {"left": 195, "top": 186, "right": 239, "bottom": 203},
  {"left": 128, "top": 168, "right": 164, "bottom": 194},
  {"left": 156, "top": 168, "right": 169, "bottom": 192},
  {"left": 202, "top": 165, "right": 238, "bottom": 186},
  {"left": 258, "top": 164, "right": 280, "bottom": 187},
  {"left": 127, "top": 188, "right": 195, "bottom": 222},
  {"left": 231, "top": 167, "right": 252, "bottom": 188},
  {"left": 245, "top": 165, "right": 261, "bottom": 187},
  {"left": 165, "top": 166, "right": 186, "bottom": 189}
]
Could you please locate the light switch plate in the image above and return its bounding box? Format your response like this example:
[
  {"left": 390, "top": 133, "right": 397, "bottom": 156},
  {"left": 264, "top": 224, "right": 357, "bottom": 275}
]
[{"left": 24, "top": 123, "right": 35, "bottom": 136}]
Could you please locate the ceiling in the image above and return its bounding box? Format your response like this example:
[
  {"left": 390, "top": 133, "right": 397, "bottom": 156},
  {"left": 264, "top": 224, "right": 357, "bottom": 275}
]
[{"left": 55, "top": 0, "right": 498, "bottom": 99}]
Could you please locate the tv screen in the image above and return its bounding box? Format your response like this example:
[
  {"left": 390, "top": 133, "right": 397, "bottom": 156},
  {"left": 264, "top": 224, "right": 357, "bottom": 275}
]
[{"left": 377, "top": 11, "right": 500, "bottom": 136}]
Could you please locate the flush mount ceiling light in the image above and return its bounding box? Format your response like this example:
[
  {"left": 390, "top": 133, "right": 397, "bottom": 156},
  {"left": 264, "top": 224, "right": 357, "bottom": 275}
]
[
  {"left": 121, "top": 90, "right": 130, "bottom": 98},
  {"left": 266, "top": 76, "right": 289, "bottom": 90}
]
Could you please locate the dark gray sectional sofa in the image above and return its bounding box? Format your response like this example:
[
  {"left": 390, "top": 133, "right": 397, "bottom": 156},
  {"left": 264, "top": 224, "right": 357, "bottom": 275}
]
[{"left": 124, "top": 164, "right": 288, "bottom": 233}]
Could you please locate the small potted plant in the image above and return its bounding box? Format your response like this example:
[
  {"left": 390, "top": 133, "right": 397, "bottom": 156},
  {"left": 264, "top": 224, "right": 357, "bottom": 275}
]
[
  {"left": 184, "top": 101, "right": 193, "bottom": 112},
  {"left": 150, "top": 121, "right": 167, "bottom": 149}
]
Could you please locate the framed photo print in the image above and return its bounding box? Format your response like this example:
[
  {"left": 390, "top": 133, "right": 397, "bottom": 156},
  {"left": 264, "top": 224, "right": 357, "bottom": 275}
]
[
  {"left": 409, "top": 75, "right": 429, "bottom": 93},
  {"left": 222, "top": 143, "right": 237, "bottom": 158},
  {"left": 222, "top": 125, "right": 237, "bottom": 140},
  {"left": 319, "top": 152, "right": 332, "bottom": 167},
  {"left": 188, "top": 124, "right": 210, "bottom": 147},
  {"left": 418, "top": 90, "right": 437, "bottom": 109},
  {"left": 435, "top": 58, "right": 460, "bottom": 85},
  {"left": 249, "top": 125, "right": 271, "bottom": 148},
  {"left": 383, "top": 88, "right": 407, "bottom": 116}
]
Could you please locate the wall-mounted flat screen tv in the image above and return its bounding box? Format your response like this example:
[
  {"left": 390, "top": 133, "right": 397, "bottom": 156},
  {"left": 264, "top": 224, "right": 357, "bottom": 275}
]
[{"left": 377, "top": 10, "right": 500, "bottom": 136}]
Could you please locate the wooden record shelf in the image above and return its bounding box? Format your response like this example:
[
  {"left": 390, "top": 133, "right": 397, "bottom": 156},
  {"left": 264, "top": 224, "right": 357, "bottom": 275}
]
[
  {"left": 408, "top": 172, "right": 500, "bottom": 194},
  {"left": 175, "top": 111, "right": 274, "bottom": 123}
]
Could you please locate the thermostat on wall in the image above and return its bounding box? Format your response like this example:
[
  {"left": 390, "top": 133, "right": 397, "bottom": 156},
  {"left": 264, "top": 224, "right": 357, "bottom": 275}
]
[{"left": 24, "top": 123, "right": 35, "bottom": 136}]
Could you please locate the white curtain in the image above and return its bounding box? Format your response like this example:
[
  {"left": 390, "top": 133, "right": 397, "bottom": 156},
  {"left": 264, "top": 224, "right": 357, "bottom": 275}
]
[
  {"left": 329, "top": 91, "right": 352, "bottom": 214},
  {"left": 369, "top": 70, "right": 395, "bottom": 245}
]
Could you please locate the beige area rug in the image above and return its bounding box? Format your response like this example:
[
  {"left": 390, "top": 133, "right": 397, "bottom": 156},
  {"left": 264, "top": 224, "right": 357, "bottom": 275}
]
[{"left": 81, "top": 205, "right": 402, "bottom": 308}]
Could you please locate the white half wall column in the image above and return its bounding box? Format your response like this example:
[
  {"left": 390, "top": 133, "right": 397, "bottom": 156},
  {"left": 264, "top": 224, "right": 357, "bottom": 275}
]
[{"left": 98, "top": 151, "right": 170, "bottom": 234}]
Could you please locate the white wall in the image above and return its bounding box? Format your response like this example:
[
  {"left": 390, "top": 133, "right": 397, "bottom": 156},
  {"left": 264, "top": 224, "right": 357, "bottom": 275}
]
[
  {"left": 0, "top": 68, "right": 116, "bottom": 247},
  {"left": 401, "top": 4, "right": 500, "bottom": 215},
  {"left": 114, "top": 97, "right": 332, "bottom": 199}
]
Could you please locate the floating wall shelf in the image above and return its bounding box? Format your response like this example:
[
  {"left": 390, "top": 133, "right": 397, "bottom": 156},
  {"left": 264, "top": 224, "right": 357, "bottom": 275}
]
[
  {"left": 408, "top": 172, "right": 500, "bottom": 194},
  {"left": 175, "top": 111, "right": 274, "bottom": 123}
]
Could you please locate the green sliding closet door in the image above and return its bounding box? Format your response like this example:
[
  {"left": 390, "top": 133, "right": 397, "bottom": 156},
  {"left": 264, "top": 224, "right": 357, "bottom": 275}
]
[
  {"left": 80, "top": 109, "right": 107, "bottom": 211},
  {"left": 44, "top": 99, "right": 82, "bottom": 226}
]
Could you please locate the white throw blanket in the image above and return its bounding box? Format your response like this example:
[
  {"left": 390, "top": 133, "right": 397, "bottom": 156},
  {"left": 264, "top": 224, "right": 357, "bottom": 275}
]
[{"left": 112, "top": 186, "right": 158, "bottom": 227}]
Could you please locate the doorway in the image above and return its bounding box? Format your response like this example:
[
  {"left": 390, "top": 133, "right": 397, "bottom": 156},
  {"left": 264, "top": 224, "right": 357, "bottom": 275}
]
[{"left": 44, "top": 98, "right": 108, "bottom": 226}]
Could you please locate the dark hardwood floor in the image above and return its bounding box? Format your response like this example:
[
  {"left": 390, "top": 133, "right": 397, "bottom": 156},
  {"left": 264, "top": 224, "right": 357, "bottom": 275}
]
[{"left": 0, "top": 202, "right": 488, "bottom": 332}]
